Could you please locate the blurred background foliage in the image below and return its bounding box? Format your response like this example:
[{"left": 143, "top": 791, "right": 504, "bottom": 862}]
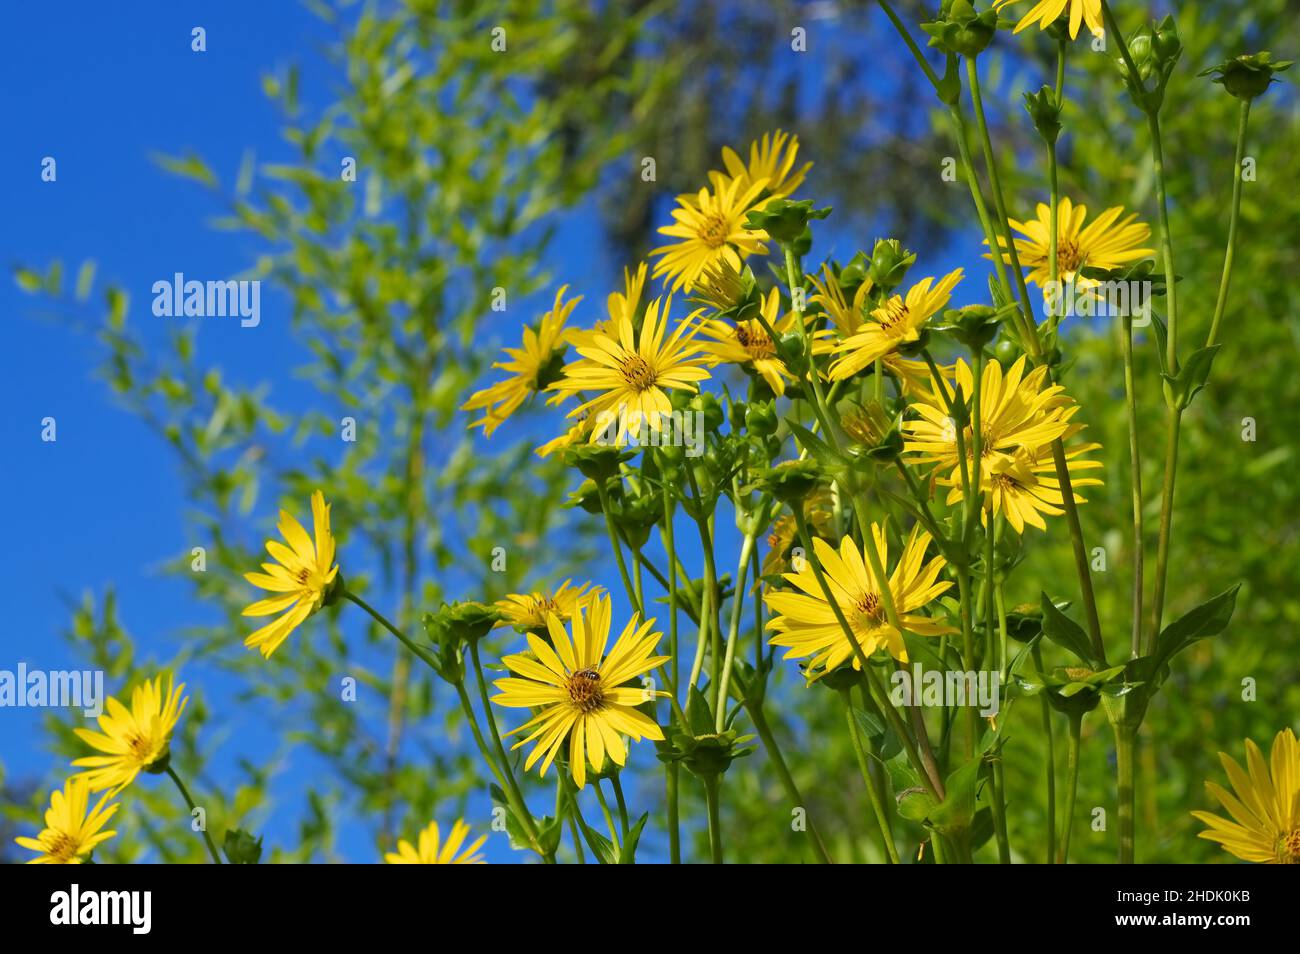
[{"left": 5, "top": 0, "right": 1295, "bottom": 863}]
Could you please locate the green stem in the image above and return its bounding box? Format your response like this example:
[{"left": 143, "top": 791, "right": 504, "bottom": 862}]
[
  {"left": 1207, "top": 98, "right": 1252, "bottom": 348},
  {"left": 593, "top": 780, "right": 621, "bottom": 852},
  {"left": 840, "top": 687, "right": 899, "bottom": 864},
  {"left": 610, "top": 772, "right": 631, "bottom": 842},
  {"left": 1115, "top": 722, "right": 1136, "bottom": 863},
  {"left": 1122, "top": 314, "right": 1145, "bottom": 657},
  {"left": 468, "top": 639, "right": 548, "bottom": 858},
  {"left": 745, "top": 702, "right": 835, "bottom": 864},
  {"left": 164, "top": 765, "right": 223, "bottom": 864},
  {"left": 716, "top": 517, "right": 763, "bottom": 731},
  {"left": 966, "top": 56, "right": 1040, "bottom": 341},
  {"left": 1059, "top": 712, "right": 1083, "bottom": 864},
  {"left": 702, "top": 774, "right": 724, "bottom": 864},
  {"left": 596, "top": 480, "right": 641, "bottom": 618},
  {"left": 1146, "top": 108, "right": 1180, "bottom": 374},
  {"left": 343, "top": 590, "right": 440, "bottom": 672},
  {"left": 662, "top": 483, "right": 682, "bottom": 863},
  {"left": 877, "top": 0, "right": 941, "bottom": 89},
  {"left": 1031, "top": 644, "right": 1057, "bottom": 863}
]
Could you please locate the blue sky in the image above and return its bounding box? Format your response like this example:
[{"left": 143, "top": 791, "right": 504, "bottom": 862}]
[{"left": 1, "top": 1, "right": 1000, "bottom": 863}]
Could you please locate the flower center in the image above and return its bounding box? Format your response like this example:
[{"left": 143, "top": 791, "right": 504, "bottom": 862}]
[
  {"left": 127, "top": 732, "right": 155, "bottom": 763},
  {"left": 1056, "top": 239, "right": 1083, "bottom": 274},
  {"left": 566, "top": 669, "right": 605, "bottom": 713},
  {"left": 620, "top": 354, "right": 658, "bottom": 392},
  {"left": 1277, "top": 829, "right": 1300, "bottom": 864},
  {"left": 852, "top": 591, "right": 885, "bottom": 630},
  {"left": 878, "top": 298, "right": 910, "bottom": 330},
  {"left": 698, "top": 213, "right": 730, "bottom": 249},
  {"left": 46, "top": 831, "right": 78, "bottom": 863},
  {"left": 734, "top": 324, "right": 773, "bottom": 360}
]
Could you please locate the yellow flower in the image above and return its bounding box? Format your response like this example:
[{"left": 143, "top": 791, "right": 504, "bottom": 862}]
[
  {"left": 71, "top": 674, "right": 188, "bottom": 794},
  {"left": 462, "top": 287, "right": 580, "bottom": 436},
  {"left": 903, "top": 356, "right": 1102, "bottom": 533},
  {"left": 696, "top": 287, "right": 829, "bottom": 397},
  {"left": 497, "top": 579, "right": 605, "bottom": 633},
  {"left": 995, "top": 0, "right": 1103, "bottom": 39},
  {"left": 808, "top": 263, "right": 874, "bottom": 337},
  {"left": 536, "top": 417, "right": 591, "bottom": 459},
  {"left": 242, "top": 490, "right": 340, "bottom": 658},
  {"left": 385, "top": 818, "right": 487, "bottom": 864},
  {"left": 765, "top": 525, "right": 956, "bottom": 679},
  {"left": 828, "top": 269, "right": 964, "bottom": 381},
  {"left": 651, "top": 175, "right": 770, "bottom": 292},
  {"left": 548, "top": 295, "right": 710, "bottom": 447},
  {"left": 1192, "top": 728, "right": 1300, "bottom": 864},
  {"left": 717, "top": 129, "right": 811, "bottom": 200},
  {"left": 492, "top": 594, "right": 668, "bottom": 789},
  {"left": 561, "top": 264, "right": 649, "bottom": 365},
  {"left": 762, "top": 488, "right": 836, "bottom": 578},
  {"left": 15, "top": 778, "right": 118, "bottom": 864},
  {"left": 991, "top": 198, "right": 1153, "bottom": 288}
]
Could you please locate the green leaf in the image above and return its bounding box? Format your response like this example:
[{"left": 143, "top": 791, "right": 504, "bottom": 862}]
[
  {"left": 1039, "top": 593, "right": 1098, "bottom": 666},
  {"left": 617, "top": 812, "right": 649, "bottom": 864},
  {"left": 685, "top": 684, "right": 715, "bottom": 737},
  {"left": 1150, "top": 584, "right": 1241, "bottom": 674},
  {"left": 152, "top": 151, "right": 217, "bottom": 187}
]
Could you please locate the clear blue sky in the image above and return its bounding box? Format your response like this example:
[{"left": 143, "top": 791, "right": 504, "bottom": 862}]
[{"left": 2, "top": 1, "right": 993, "bottom": 863}]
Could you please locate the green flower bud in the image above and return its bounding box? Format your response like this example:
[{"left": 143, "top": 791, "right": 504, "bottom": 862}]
[
  {"left": 1199, "top": 52, "right": 1293, "bottom": 101},
  {"left": 743, "top": 198, "right": 831, "bottom": 245},
  {"left": 868, "top": 238, "right": 916, "bottom": 291},
  {"left": 689, "top": 392, "right": 724, "bottom": 432},
  {"left": 920, "top": 0, "right": 999, "bottom": 59},
  {"left": 745, "top": 400, "right": 779, "bottom": 437},
  {"left": 1023, "top": 86, "right": 1062, "bottom": 144}
]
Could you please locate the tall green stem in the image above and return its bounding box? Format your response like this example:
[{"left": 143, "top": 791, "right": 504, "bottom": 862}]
[
  {"left": 1059, "top": 712, "right": 1083, "bottom": 864},
  {"left": 1115, "top": 722, "right": 1137, "bottom": 863},
  {"left": 745, "top": 702, "right": 835, "bottom": 864},
  {"left": 1031, "top": 644, "right": 1056, "bottom": 863},
  {"left": 1122, "top": 314, "right": 1145, "bottom": 657},
  {"left": 1207, "top": 99, "right": 1252, "bottom": 348},
  {"left": 164, "top": 765, "right": 223, "bottom": 864},
  {"left": 702, "top": 774, "right": 724, "bottom": 864},
  {"left": 840, "top": 687, "right": 899, "bottom": 863}
]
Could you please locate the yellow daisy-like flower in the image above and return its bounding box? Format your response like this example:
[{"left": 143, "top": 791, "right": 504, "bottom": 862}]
[
  {"left": 696, "top": 287, "right": 828, "bottom": 397},
  {"left": 1192, "top": 728, "right": 1300, "bottom": 864},
  {"left": 828, "top": 269, "right": 964, "bottom": 381},
  {"left": 808, "top": 263, "right": 874, "bottom": 337},
  {"left": 717, "top": 129, "right": 811, "bottom": 200},
  {"left": 548, "top": 295, "right": 710, "bottom": 447},
  {"left": 242, "top": 490, "right": 340, "bottom": 658},
  {"left": 536, "top": 416, "right": 591, "bottom": 459},
  {"left": 15, "top": 778, "right": 118, "bottom": 864},
  {"left": 995, "top": 0, "right": 1103, "bottom": 40},
  {"left": 992, "top": 197, "right": 1153, "bottom": 289},
  {"left": 651, "top": 175, "right": 770, "bottom": 292},
  {"left": 564, "top": 264, "right": 649, "bottom": 358},
  {"left": 384, "top": 818, "right": 487, "bottom": 864},
  {"left": 765, "top": 525, "right": 956, "bottom": 679},
  {"left": 903, "top": 356, "right": 1102, "bottom": 533},
  {"left": 496, "top": 579, "right": 605, "bottom": 633},
  {"left": 71, "top": 674, "right": 188, "bottom": 794},
  {"left": 492, "top": 594, "right": 668, "bottom": 789},
  {"left": 462, "top": 286, "right": 580, "bottom": 436}
]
